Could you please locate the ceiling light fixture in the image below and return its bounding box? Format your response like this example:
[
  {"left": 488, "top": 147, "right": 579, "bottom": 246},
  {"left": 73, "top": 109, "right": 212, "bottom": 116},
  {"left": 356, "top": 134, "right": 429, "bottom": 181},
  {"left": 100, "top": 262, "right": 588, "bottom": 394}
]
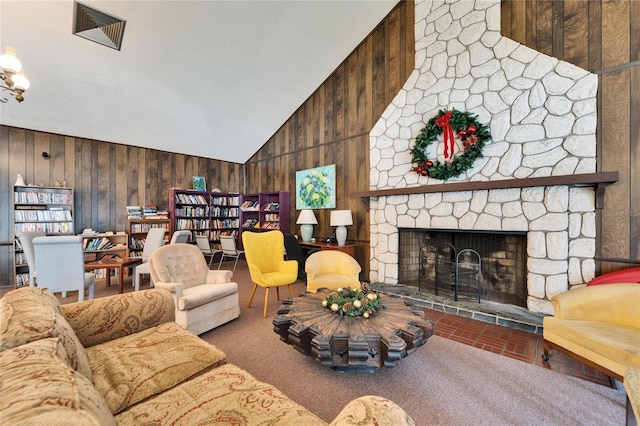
[{"left": 0, "top": 47, "right": 30, "bottom": 103}]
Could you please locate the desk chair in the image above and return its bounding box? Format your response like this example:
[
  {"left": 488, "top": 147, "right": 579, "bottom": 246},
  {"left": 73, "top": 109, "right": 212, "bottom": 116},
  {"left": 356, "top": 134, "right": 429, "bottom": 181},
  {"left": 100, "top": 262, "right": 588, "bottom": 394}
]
[
  {"left": 242, "top": 230, "right": 298, "bottom": 317},
  {"left": 196, "top": 234, "right": 222, "bottom": 268},
  {"left": 133, "top": 227, "right": 167, "bottom": 291},
  {"left": 17, "top": 231, "right": 46, "bottom": 286},
  {"left": 33, "top": 236, "right": 95, "bottom": 302},
  {"left": 283, "top": 233, "right": 315, "bottom": 281},
  {"left": 218, "top": 236, "right": 244, "bottom": 272}
]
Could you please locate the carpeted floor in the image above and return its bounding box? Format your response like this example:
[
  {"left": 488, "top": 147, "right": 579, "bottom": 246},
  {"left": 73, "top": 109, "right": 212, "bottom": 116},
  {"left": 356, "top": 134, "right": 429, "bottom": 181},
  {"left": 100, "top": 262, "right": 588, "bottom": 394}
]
[{"left": 201, "top": 268, "right": 627, "bottom": 425}]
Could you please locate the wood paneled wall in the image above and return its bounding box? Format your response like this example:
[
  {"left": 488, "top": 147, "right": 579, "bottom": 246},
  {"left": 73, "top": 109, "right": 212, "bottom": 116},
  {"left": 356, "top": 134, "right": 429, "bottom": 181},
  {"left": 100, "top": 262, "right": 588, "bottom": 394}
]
[
  {"left": 2, "top": 0, "right": 637, "bottom": 286},
  {"left": 0, "top": 126, "right": 243, "bottom": 286},
  {"left": 244, "top": 1, "right": 416, "bottom": 277},
  {"left": 502, "top": 0, "right": 640, "bottom": 273}
]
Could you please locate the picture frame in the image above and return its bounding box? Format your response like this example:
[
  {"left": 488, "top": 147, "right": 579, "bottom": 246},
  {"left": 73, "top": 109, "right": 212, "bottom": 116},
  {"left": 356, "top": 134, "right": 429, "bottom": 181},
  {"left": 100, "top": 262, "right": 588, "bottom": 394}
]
[
  {"left": 295, "top": 164, "right": 336, "bottom": 210},
  {"left": 192, "top": 176, "right": 206, "bottom": 191}
]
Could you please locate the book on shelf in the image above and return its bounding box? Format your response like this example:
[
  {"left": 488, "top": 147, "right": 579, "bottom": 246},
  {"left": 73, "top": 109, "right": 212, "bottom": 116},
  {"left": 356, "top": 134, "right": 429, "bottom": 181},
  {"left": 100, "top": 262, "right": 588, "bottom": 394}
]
[
  {"left": 264, "top": 202, "right": 279, "bottom": 211},
  {"left": 175, "top": 193, "right": 208, "bottom": 205},
  {"left": 240, "top": 200, "right": 260, "bottom": 211},
  {"left": 242, "top": 218, "right": 259, "bottom": 229},
  {"left": 126, "top": 206, "right": 142, "bottom": 219},
  {"left": 143, "top": 205, "right": 158, "bottom": 216}
]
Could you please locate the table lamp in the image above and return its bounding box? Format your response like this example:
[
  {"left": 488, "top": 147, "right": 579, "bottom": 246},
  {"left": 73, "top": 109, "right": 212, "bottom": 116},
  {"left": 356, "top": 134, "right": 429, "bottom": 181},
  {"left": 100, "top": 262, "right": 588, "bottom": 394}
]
[
  {"left": 330, "top": 210, "right": 353, "bottom": 246},
  {"left": 296, "top": 210, "right": 317, "bottom": 242}
]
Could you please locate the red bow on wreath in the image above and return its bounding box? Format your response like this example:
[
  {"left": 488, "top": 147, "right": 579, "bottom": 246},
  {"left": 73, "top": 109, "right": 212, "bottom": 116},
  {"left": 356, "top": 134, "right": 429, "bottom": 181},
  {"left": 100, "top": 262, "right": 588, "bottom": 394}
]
[{"left": 435, "top": 111, "right": 455, "bottom": 160}]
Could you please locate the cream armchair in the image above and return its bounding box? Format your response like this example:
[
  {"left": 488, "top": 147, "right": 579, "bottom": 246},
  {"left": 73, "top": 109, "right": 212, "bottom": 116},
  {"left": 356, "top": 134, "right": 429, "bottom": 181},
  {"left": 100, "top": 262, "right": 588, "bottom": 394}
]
[
  {"left": 305, "top": 250, "right": 361, "bottom": 293},
  {"left": 148, "top": 243, "right": 240, "bottom": 335}
]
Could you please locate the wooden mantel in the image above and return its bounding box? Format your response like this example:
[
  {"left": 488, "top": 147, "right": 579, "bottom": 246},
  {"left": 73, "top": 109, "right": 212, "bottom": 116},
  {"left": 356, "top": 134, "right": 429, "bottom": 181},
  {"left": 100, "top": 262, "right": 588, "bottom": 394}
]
[{"left": 354, "top": 172, "right": 619, "bottom": 210}]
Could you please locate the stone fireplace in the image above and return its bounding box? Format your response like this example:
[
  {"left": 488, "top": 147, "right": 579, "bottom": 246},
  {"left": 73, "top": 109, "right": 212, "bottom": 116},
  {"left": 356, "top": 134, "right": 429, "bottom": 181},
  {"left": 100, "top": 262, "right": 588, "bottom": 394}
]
[{"left": 368, "top": 0, "right": 599, "bottom": 315}]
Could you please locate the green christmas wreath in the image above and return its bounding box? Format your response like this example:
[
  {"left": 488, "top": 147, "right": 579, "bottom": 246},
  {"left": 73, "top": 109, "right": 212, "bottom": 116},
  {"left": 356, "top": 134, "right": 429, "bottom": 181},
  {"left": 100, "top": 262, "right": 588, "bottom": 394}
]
[{"left": 410, "top": 108, "right": 491, "bottom": 180}]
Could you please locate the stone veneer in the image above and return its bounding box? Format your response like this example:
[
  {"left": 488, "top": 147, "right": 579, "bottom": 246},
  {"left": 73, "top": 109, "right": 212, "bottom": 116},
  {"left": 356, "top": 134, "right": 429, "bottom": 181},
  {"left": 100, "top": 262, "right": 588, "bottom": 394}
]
[{"left": 369, "top": 0, "right": 598, "bottom": 314}]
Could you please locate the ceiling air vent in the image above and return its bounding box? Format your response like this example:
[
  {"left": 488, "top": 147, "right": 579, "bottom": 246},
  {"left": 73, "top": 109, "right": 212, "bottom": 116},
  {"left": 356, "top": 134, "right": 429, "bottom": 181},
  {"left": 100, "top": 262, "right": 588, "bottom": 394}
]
[{"left": 73, "top": 1, "right": 126, "bottom": 51}]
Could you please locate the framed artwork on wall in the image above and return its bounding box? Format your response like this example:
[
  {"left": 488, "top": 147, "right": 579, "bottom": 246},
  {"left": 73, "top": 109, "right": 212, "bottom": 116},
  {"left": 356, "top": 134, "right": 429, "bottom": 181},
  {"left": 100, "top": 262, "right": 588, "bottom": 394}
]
[
  {"left": 296, "top": 164, "right": 336, "bottom": 209},
  {"left": 192, "top": 176, "right": 206, "bottom": 191}
]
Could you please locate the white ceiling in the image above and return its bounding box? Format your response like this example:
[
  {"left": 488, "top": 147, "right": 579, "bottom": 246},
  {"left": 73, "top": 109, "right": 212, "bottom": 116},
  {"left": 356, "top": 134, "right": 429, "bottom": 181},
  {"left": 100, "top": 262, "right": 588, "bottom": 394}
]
[{"left": 0, "top": 0, "right": 398, "bottom": 164}]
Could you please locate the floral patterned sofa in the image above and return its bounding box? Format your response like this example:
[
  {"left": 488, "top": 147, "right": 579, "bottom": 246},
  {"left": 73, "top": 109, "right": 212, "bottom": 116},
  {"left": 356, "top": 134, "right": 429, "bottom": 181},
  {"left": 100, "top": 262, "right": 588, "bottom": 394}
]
[{"left": 0, "top": 287, "right": 414, "bottom": 425}]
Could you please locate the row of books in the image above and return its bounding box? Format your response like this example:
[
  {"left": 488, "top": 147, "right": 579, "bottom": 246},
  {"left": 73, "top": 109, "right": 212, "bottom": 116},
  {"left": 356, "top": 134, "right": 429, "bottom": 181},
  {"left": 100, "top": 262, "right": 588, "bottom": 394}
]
[
  {"left": 127, "top": 205, "right": 167, "bottom": 219},
  {"left": 264, "top": 202, "right": 279, "bottom": 211},
  {"left": 175, "top": 206, "right": 209, "bottom": 218},
  {"left": 240, "top": 201, "right": 260, "bottom": 211},
  {"left": 129, "top": 222, "right": 169, "bottom": 233},
  {"left": 83, "top": 237, "right": 125, "bottom": 251},
  {"left": 242, "top": 219, "right": 259, "bottom": 228},
  {"left": 263, "top": 213, "right": 279, "bottom": 222},
  {"left": 212, "top": 219, "right": 239, "bottom": 229},
  {"left": 211, "top": 207, "right": 239, "bottom": 218},
  {"left": 14, "top": 222, "right": 73, "bottom": 234},
  {"left": 210, "top": 230, "right": 238, "bottom": 240},
  {"left": 14, "top": 252, "right": 27, "bottom": 266},
  {"left": 175, "top": 193, "right": 208, "bottom": 205},
  {"left": 175, "top": 219, "right": 210, "bottom": 230},
  {"left": 261, "top": 222, "right": 280, "bottom": 229},
  {"left": 211, "top": 196, "right": 240, "bottom": 206},
  {"left": 14, "top": 209, "right": 72, "bottom": 222},
  {"left": 14, "top": 191, "right": 72, "bottom": 205},
  {"left": 15, "top": 273, "right": 31, "bottom": 287}
]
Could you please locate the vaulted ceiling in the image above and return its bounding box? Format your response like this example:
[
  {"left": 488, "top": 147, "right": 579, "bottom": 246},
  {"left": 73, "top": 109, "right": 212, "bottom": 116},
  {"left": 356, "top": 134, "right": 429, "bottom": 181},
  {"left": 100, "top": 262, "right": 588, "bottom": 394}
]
[{"left": 0, "top": 0, "right": 398, "bottom": 163}]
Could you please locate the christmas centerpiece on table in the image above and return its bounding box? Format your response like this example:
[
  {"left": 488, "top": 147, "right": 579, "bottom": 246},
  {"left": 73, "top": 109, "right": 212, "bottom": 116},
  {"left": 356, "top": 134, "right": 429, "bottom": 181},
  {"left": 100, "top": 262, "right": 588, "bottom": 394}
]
[
  {"left": 322, "top": 283, "right": 380, "bottom": 318},
  {"left": 410, "top": 108, "right": 491, "bottom": 180}
]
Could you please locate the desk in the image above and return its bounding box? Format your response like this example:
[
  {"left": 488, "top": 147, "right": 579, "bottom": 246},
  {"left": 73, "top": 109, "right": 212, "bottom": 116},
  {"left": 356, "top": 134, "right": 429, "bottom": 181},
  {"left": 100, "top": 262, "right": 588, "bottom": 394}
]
[
  {"left": 85, "top": 256, "right": 141, "bottom": 294},
  {"left": 299, "top": 240, "right": 356, "bottom": 257}
]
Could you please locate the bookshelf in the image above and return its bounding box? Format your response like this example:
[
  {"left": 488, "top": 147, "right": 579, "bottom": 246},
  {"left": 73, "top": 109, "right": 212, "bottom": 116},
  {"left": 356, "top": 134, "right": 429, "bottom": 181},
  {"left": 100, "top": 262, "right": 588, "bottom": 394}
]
[
  {"left": 13, "top": 185, "right": 75, "bottom": 287},
  {"left": 126, "top": 218, "right": 170, "bottom": 258},
  {"left": 239, "top": 191, "right": 290, "bottom": 246},
  {"left": 210, "top": 193, "right": 240, "bottom": 245},
  {"left": 82, "top": 232, "right": 128, "bottom": 279},
  {"left": 169, "top": 189, "right": 211, "bottom": 239}
]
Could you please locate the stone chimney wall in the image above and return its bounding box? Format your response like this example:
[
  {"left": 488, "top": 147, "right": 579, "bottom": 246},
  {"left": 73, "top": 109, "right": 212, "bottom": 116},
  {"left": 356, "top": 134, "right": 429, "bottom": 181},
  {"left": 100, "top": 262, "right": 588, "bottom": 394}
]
[{"left": 368, "top": 0, "right": 598, "bottom": 314}]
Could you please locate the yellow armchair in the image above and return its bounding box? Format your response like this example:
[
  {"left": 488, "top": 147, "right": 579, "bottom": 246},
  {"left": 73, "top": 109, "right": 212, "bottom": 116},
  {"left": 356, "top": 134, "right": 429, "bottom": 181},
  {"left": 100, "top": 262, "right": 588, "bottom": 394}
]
[
  {"left": 305, "top": 250, "right": 361, "bottom": 293},
  {"left": 542, "top": 283, "right": 640, "bottom": 381},
  {"left": 242, "top": 230, "right": 298, "bottom": 317}
]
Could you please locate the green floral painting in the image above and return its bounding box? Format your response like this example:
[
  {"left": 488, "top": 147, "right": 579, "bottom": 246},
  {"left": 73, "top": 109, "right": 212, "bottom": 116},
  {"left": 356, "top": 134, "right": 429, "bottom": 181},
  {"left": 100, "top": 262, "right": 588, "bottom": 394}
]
[{"left": 296, "top": 165, "right": 335, "bottom": 209}]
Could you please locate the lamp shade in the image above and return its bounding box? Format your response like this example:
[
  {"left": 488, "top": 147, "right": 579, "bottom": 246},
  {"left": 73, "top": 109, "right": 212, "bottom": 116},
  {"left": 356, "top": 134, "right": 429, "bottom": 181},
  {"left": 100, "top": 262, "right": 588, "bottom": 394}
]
[
  {"left": 0, "top": 47, "right": 22, "bottom": 73},
  {"left": 11, "top": 72, "right": 30, "bottom": 91},
  {"left": 296, "top": 209, "right": 318, "bottom": 225},
  {"left": 330, "top": 210, "right": 353, "bottom": 226}
]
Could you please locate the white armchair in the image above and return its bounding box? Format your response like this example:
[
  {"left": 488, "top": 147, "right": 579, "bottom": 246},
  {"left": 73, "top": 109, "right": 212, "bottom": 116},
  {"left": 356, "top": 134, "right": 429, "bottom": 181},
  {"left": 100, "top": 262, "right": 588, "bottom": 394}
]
[
  {"left": 32, "top": 235, "right": 95, "bottom": 302},
  {"left": 148, "top": 243, "right": 240, "bottom": 335}
]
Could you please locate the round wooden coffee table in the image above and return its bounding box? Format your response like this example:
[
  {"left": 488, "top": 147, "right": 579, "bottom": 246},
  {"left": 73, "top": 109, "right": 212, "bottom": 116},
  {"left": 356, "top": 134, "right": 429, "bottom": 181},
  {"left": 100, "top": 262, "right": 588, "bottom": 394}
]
[{"left": 273, "top": 289, "right": 434, "bottom": 371}]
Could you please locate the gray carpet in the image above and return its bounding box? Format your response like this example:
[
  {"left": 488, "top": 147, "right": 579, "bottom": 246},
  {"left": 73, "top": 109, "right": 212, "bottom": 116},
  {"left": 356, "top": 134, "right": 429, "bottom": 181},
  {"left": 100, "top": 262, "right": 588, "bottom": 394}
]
[{"left": 201, "top": 268, "right": 626, "bottom": 425}]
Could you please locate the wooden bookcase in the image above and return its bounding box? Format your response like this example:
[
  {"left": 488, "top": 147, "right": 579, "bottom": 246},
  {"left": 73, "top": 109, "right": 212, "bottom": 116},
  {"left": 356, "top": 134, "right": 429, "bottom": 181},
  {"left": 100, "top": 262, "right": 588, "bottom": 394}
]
[
  {"left": 12, "top": 185, "right": 74, "bottom": 287},
  {"left": 169, "top": 189, "right": 211, "bottom": 240},
  {"left": 126, "top": 218, "right": 170, "bottom": 258},
  {"left": 82, "top": 232, "right": 129, "bottom": 279},
  {"left": 210, "top": 193, "right": 240, "bottom": 247},
  {"left": 169, "top": 189, "right": 241, "bottom": 246},
  {"left": 239, "top": 191, "right": 290, "bottom": 246}
]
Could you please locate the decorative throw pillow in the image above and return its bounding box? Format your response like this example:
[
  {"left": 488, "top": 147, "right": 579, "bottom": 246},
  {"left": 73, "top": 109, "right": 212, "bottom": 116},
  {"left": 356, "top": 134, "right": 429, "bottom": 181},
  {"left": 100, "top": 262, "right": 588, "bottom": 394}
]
[
  {"left": 0, "top": 337, "right": 115, "bottom": 426},
  {"left": 0, "top": 287, "right": 92, "bottom": 380}
]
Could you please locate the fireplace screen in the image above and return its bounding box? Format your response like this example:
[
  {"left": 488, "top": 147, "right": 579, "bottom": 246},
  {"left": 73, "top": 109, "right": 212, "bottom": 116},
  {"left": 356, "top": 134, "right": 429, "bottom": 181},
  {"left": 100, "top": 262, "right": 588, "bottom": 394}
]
[{"left": 399, "top": 229, "right": 527, "bottom": 307}]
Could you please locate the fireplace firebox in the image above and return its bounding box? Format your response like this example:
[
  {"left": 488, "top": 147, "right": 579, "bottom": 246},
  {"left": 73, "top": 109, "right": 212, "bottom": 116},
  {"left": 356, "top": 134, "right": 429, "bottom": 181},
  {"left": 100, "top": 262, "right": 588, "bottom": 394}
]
[{"left": 398, "top": 229, "right": 528, "bottom": 308}]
